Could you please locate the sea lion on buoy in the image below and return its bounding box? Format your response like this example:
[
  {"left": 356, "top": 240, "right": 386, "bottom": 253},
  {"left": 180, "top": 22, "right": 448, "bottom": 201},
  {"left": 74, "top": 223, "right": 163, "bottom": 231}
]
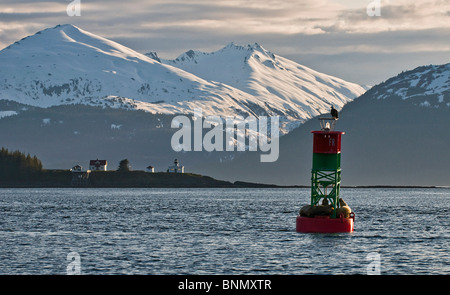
[
  {"left": 299, "top": 198, "right": 334, "bottom": 217},
  {"left": 339, "top": 198, "right": 348, "bottom": 207},
  {"left": 311, "top": 204, "right": 334, "bottom": 216},
  {"left": 299, "top": 205, "right": 312, "bottom": 217},
  {"left": 335, "top": 198, "right": 351, "bottom": 218}
]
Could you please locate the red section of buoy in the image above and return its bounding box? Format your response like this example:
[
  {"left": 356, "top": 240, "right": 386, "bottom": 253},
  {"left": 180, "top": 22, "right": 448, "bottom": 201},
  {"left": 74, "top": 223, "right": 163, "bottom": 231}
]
[
  {"left": 311, "top": 131, "right": 344, "bottom": 154},
  {"left": 296, "top": 213, "right": 354, "bottom": 233}
]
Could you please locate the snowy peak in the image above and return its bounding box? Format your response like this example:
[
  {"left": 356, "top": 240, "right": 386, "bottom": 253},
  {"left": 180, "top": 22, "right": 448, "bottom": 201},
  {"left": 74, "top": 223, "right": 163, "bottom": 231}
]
[
  {"left": 172, "top": 49, "right": 201, "bottom": 63},
  {"left": 165, "top": 42, "right": 277, "bottom": 68},
  {"left": 364, "top": 63, "right": 450, "bottom": 107},
  {"left": 144, "top": 51, "right": 161, "bottom": 63},
  {"left": 223, "top": 42, "right": 279, "bottom": 68},
  {"left": 161, "top": 42, "right": 367, "bottom": 125},
  {"left": 218, "top": 42, "right": 275, "bottom": 57},
  {"left": 2, "top": 24, "right": 156, "bottom": 65}
]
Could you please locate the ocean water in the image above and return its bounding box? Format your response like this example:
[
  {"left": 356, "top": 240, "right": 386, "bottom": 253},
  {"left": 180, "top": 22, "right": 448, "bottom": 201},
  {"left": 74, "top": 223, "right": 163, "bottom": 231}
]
[{"left": 0, "top": 187, "right": 448, "bottom": 275}]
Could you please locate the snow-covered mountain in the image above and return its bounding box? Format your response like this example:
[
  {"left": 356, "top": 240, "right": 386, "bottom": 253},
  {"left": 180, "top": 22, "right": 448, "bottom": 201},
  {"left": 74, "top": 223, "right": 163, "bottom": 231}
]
[
  {"left": 0, "top": 24, "right": 260, "bottom": 117},
  {"left": 160, "top": 42, "right": 367, "bottom": 131},
  {"left": 364, "top": 63, "right": 449, "bottom": 107},
  {"left": 0, "top": 24, "right": 366, "bottom": 135}
]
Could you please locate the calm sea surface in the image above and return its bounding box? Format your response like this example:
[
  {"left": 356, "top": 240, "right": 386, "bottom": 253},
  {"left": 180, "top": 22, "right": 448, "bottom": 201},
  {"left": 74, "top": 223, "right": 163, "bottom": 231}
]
[{"left": 0, "top": 187, "right": 448, "bottom": 275}]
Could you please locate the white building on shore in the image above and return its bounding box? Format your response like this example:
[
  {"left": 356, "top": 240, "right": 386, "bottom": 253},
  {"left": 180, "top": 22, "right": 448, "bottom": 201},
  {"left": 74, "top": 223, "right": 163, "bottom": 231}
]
[
  {"left": 168, "top": 159, "right": 184, "bottom": 173},
  {"left": 89, "top": 159, "right": 107, "bottom": 171}
]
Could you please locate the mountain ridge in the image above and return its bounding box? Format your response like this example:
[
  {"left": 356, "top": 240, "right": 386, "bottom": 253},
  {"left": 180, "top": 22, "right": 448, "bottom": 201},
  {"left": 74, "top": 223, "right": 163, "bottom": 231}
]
[
  {"left": 0, "top": 24, "right": 366, "bottom": 134},
  {"left": 364, "top": 63, "right": 449, "bottom": 106},
  {"left": 159, "top": 41, "right": 366, "bottom": 131}
]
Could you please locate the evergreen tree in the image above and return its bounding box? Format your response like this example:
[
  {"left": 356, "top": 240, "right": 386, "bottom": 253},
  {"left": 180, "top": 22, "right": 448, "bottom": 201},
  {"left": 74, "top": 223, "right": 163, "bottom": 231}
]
[
  {"left": 117, "top": 159, "right": 130, "bottom": 172},
  {"left": 0, "top": 147, "right": 43, "bottom": 180}
]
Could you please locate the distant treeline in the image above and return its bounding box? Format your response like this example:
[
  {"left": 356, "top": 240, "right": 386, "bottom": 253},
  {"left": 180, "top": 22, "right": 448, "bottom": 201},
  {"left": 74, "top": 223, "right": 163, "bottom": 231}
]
[{"left": 0, "top": 147, "right": 43, "bottom": 180}]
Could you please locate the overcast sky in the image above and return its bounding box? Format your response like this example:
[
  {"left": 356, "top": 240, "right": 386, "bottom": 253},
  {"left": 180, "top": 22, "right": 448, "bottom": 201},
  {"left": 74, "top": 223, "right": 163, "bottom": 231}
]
[{"left": 0, "top": 0, "right": 449, "bottom": 85}]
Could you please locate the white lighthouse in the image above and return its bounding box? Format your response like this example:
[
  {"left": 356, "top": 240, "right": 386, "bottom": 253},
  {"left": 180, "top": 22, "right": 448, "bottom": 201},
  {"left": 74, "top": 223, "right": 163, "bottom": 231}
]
[{"left": 168, "top": 159, "right": 184, "bottom": 173}]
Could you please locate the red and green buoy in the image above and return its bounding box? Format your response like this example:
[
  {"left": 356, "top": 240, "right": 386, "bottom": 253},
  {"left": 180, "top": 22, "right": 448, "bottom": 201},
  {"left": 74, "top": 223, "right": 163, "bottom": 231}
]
[{"left": 296, "top": 116, "right": 355, "bottom": 233}]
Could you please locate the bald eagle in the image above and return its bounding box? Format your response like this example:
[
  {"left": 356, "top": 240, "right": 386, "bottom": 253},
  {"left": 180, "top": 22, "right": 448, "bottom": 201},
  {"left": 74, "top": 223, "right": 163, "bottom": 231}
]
[{"left": 331, "top": 106, "right": 338, "bottom": 119}]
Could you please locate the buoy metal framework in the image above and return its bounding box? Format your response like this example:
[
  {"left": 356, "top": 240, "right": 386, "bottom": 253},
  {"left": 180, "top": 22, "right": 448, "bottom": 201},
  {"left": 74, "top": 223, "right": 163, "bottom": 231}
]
[
  {"left": 311, "top": 128, "right": 344, "bottom": 218},
  {"left": 296, "top": 117, "right": 354, "bottom": 233}
]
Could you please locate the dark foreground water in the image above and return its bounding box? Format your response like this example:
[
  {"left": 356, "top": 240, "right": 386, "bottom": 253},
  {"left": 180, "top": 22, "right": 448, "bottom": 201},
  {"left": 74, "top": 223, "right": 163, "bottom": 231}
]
[{"left": 0, "top": 187, "right": 448, "bottom": 275}]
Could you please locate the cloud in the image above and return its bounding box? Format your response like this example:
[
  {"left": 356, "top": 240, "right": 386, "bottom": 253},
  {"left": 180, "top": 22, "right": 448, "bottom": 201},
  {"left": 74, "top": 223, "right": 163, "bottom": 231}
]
[
  {"left": 0, "top": 0, "right": 448, "bottom": 85},
  {"left": 1, "top": 0, "right": 448, "bottom": 45},
  {"left": 277, "top": 27, "right": 450, "bottom": 84},
  {"left": 328, "top": 0, "right": 450, "bottom": 33}
]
